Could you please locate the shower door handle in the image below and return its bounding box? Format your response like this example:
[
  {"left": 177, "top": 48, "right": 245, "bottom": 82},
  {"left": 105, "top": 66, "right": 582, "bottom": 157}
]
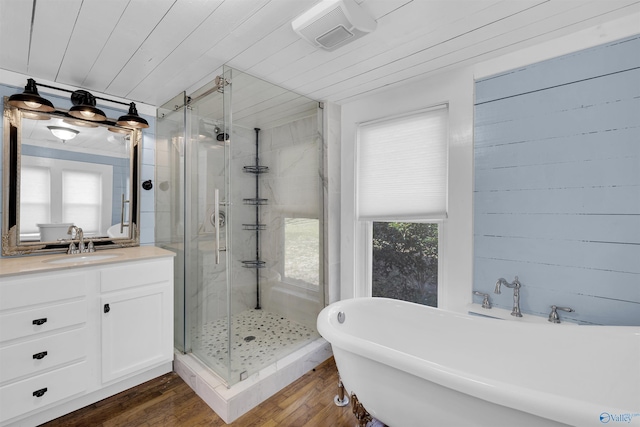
[{"left": 214, "top": 188, "right": 220, "bottom": 264}]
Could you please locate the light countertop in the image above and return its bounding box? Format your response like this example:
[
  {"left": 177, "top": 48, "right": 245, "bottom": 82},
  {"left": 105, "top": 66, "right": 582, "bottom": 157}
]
[{"left": 0, "top": 246, "right": 175, "bottom": 278}]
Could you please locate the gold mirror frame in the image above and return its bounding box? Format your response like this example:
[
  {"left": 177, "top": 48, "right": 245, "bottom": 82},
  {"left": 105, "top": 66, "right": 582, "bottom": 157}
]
[{"left": 2, "top": 97, "right": 141, "bottom": 256}]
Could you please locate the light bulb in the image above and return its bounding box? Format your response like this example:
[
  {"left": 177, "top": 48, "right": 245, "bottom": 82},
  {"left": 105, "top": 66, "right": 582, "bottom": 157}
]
[
  {"left": 80, "top": 110, "right": 95, "bottom": 118},
  {"left": 24, "top": 101, "right": 42, "bottom": 109}
]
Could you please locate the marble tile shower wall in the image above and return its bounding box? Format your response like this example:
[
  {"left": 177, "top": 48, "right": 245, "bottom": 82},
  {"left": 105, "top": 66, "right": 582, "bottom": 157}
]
[
  {"left": 199, "top": 115, "right": 322, "bottom": 326},
  {"left": 0, "top": 82, "right": 155, "bottom": 258}
]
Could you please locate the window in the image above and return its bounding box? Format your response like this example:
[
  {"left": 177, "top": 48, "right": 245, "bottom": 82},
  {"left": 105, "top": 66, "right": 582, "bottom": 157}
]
[
  {"left": 283, "top": 217, "right": 320, "bottom": 288},
  {"left": 372, "top": 222, "right": 439, "bottom": 307},
  {"left": 357, "top": 105, "right": 447, "bottom": 306}
]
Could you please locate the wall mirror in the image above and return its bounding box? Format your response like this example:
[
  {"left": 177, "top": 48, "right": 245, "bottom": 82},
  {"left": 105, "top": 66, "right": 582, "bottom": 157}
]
[{"left": 2, "top": 97, "right": 141, "bottom": 256}]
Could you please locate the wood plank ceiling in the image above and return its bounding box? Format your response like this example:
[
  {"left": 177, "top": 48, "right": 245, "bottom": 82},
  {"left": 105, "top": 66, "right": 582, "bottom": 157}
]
[{"left": 0, "top": 0, "right": 639, "bottom": 108}]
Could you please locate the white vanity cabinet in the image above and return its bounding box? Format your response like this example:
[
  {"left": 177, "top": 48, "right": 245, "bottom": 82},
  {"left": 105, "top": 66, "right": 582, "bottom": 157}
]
[
  {"left": 0, "top": 247, "right": 174, "bottom": 427},
  {"left": 100, "top": 259, "right": 173, "bottom": 383},
  {"left": 0, "top": 271, "right": 92, "bottom": 424}
]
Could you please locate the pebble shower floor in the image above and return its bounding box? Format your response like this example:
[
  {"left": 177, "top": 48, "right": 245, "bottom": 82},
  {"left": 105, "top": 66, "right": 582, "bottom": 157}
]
[{"left": 192, "top": 309, "right": 320, "bottom": 379}]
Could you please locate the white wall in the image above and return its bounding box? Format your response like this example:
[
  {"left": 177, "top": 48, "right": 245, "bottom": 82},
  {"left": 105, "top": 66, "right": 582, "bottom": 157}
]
[
  {"left": 339, "top": 13, "right": 640, "bottom": 313},
  {"left": 340, "top": 67, "right": 474, "bottom": 312}
]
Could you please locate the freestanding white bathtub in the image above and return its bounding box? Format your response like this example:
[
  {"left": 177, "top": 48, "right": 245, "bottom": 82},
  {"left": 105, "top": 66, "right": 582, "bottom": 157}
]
[{"left": 317, "top": 298, "right": 640, "bottom": 427}]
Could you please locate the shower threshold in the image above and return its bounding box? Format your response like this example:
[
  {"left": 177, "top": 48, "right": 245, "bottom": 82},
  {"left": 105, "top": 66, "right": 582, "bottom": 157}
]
[
  {"left": 173, "top": 311, "right": 332, "bottom": 423},
  {"left": 174, "top": 336, "right": 331, "bottom": 423}
]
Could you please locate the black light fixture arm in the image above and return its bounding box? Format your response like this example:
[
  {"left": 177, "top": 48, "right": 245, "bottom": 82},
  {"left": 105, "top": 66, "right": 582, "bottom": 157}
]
[{"left": 32, "top": 81, "right": 130, "bottom": 107}]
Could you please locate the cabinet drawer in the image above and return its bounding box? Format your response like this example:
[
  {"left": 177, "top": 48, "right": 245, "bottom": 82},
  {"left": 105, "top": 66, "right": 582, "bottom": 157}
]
[
  {"left": 0, "top": 361, "right": 87, "bottom": 423},
  {"left": 0, "top": 300, "right": 86, "bottom": 343},
  {"left": 100, "top": 259, "right": 172, "bottom": 292},
  {"left": 0, "top": 328, "right": 87, "bottom": 384},
  {"left": 0, "top": 272, "right": 87, "bottom": 311}
]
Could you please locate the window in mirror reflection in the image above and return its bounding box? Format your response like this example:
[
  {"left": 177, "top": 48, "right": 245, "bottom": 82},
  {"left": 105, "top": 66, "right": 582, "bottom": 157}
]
[
  {"left": 63, "top": 170, "right": 102, "bottom": 235},
  {"left": 20, "top": 156, "right": 113, "bottom": 241},
  {"left": 20, "top": 165, "right": 51, "bottom": 238}
]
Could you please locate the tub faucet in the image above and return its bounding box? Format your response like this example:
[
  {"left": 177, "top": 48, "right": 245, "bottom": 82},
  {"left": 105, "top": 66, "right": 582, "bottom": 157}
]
[
  {"left": 494, "top": 276, "right": 522, "bottom": 317},
  {"left": 473, "top": 291, "right": 491, "bottom": 309},
  {"left": 548, "top": 305, "right": 574, "bottom": 323}
]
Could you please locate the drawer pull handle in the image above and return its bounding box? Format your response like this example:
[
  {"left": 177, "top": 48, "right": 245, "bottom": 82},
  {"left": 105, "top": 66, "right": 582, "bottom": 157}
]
[
  {"left": 32, "top": 318, "right": 47, "bottom": 326},
  {"left": 33, "top": 388, "right": 48, "bottom": 398},
  {"left": 33, "top": 351, "right": 48, "bottom": 360},
  {"left": 104, "top": 303, "right": 110, "bottom": 313}
]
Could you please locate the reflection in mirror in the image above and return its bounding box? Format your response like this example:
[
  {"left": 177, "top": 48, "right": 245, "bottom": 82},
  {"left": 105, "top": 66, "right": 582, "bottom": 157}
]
[{"left": 2, "top": 98, "right": 141, "bottom": 256}]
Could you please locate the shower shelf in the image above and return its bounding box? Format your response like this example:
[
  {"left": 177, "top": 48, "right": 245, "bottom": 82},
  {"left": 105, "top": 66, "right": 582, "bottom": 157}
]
[
  {"left": 243, "top": 198, "right": 268, "bottom": 205},
  {"left": 243, "top": 165, "right": 269, "bottom": 174},
  {"left": 242, "top": 224, "right": 266, "bottom": 231},
  {"left": 246, "top": 128, "right": 266, "bottom": 310},
  {"left": 241, "top": 260, "right": 266, "bottom": 268}
]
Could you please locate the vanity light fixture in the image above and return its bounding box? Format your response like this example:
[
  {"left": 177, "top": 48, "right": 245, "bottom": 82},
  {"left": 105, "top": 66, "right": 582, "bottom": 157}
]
[
  {"left": 8, "top": 78, "right": 149, "bottom": 131},
  {"left": 47, "top": 125, "right": 79, "bottom": 142},
  {"left": 8, "top": 78, "right": 55, "bottom": 112},
  {"left": 68, "top": 90, "right": 107, "bottom": 122},
  {"left": 116, "top": 102, "right": 149, "bottom": 129}
]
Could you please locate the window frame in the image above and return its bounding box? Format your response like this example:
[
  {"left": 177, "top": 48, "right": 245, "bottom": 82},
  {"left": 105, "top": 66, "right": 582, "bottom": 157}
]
[{"left": 353, "top": 105, "right": 449, "bottom": 306}]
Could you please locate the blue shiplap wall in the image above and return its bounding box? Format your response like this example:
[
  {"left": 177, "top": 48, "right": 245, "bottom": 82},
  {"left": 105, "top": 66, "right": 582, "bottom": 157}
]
[{"left": 473, "top": 35, "right": 640, "bottom": 325}]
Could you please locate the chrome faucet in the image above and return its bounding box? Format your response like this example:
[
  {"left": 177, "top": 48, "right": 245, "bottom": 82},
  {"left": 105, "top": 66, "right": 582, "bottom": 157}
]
[
  {"left": 494, "top": 276, "right": 522, "bottom": 317},
  {"left": 548, "top": 305, "right": 574, "bottom": 323},
  {"left": 67, "top": 225, "right": 94, "bottom": 254},
  {"left": 473, "top": 291, "right": 491, "bottom": 309}
]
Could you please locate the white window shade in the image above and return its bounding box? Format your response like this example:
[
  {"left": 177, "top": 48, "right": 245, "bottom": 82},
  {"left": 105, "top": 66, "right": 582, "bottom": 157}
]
[
  {"left": 20, "top": 166, "right": 51, "bottom": 233},
  {"left": 357, "top": 106, "right": 448, "bottom": 220},
  {"left": 63, "top": 170, "right": 102, "bottom": 234}
]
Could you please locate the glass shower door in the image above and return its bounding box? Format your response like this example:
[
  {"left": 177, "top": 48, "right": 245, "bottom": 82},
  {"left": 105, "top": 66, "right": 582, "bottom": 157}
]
[{"left": 186, "top": 72, "right": 234, "bottom": 383}]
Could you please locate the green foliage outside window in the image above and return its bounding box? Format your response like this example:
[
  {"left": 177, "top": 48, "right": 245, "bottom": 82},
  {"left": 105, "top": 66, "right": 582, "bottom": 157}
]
[{"left": 372, "top": 222, "right": 438, "bottom": 307}]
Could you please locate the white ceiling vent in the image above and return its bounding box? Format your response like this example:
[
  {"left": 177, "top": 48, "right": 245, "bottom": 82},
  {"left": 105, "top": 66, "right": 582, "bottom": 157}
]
[{"left": 292, "top": 0, "right": 377, "bottom": 51}]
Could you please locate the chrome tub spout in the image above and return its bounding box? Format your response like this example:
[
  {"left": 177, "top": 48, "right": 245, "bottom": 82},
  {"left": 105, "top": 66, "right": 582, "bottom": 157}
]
[{"left": 494, "top": 276, "right": 522, "bottom": 317}]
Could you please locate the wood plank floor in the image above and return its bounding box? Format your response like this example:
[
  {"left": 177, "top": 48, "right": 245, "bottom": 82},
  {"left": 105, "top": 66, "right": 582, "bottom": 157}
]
[{"left": 39, "top": 357, "right": 357, "bottom": 427}]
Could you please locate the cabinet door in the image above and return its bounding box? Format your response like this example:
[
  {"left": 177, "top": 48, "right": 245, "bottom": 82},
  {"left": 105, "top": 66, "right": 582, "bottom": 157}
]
[{"left": 101, "top": 283, "right": 172, "bottom": 383}]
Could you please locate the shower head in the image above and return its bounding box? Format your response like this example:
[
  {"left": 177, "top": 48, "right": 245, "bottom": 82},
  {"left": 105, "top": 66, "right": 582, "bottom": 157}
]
[{"left": 214, "top": 126, "right": 229, "bottom": 141}]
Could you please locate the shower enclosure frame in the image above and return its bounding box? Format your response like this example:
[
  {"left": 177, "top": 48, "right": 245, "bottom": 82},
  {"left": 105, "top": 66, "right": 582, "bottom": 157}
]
[{"left": 157, "top": 66, "right": 326, "bottom": 388}]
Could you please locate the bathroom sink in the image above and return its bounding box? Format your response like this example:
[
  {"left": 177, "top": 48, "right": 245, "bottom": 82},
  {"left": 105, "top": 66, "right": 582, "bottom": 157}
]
[{"left": 44, "top": 253, "right": 122, "bottom": 264}]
